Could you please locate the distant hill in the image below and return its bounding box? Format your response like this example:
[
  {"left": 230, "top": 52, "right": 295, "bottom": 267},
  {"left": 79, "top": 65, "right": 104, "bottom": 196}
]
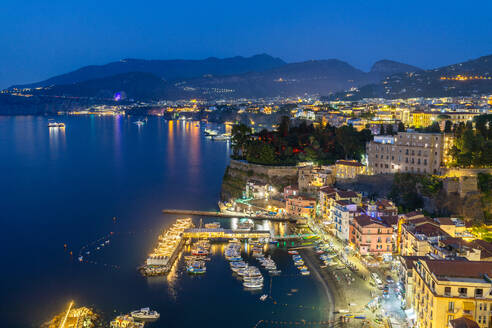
[
  {"left": 11, "top": 54, "right": 286, "bottom": 89},
  {"left": 369, "top": 60, "right": 422, "bottom": 79},
  {"left": 177, "top": 59, "right": 377, "bottom": 98},
  {"left": 31, "top": 72, "right": 170, "bottom": 101},
  {"left": 329, "top": 55, "right": 492, "bottom": 100},
  {"left": 28, "top": 58, "right": 421, "bottom": 100}
]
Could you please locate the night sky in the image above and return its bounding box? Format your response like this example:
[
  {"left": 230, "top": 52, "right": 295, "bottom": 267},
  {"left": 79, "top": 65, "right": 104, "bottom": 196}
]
[{"left": 1, "top": 0, "right": 492, "bottom": 89}]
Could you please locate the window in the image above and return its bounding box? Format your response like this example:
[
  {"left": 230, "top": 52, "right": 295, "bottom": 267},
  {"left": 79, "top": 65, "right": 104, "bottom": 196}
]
[
  {"left": 475, "top": 288, "right": 483, "bottom": 298},
  {"left": 448, "top": 302, "right": 454, "bottom": 312},
  {"left": 447, "top": 315, "right": 454, "bottom": 323},
  {"left": 458, "top": 288, "right": 467, "bottom": 297},
  {"left": 444, "top": 287, "right": 451, "bottom": 296}
]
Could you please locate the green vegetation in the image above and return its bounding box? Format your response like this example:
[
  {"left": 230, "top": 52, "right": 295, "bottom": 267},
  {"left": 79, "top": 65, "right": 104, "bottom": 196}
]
[
  {"left": 388, "top": 173, "right": 443, "bottom": 212},
  {"left": 231, "top": 116, "right": 372, "bottom": 165},
  {"left": 449, "top": 115, "right": 492, "bottom": 167}
]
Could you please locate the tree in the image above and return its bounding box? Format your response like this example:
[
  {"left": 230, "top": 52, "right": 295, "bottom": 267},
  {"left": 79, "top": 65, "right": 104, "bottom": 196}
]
[
  {"left": 444, "top": 120, "right": 453, "bottom": 133},
  {"left": 231, "top": 124, "right": 252, "bottom": 158},
  {"left": 398, "top": 122, "right": 405, "bottom": 132},
  {"left": 278, "top": 115, "right": 290, "bottom": 137}
]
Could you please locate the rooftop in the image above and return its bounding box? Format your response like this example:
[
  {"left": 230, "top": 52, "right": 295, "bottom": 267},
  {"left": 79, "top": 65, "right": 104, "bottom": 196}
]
[{"left": 423, "top": 259, "right": 492, "bottom": 280}]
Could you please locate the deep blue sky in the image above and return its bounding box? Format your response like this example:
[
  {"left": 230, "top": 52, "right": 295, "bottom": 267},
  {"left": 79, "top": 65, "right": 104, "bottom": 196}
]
[{"left": 1, "top": 0, "right": 492, "bottom": 89}]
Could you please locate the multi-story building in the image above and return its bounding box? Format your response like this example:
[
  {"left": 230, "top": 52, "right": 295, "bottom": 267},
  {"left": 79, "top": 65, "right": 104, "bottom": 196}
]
[
  {"left": 332, "top": 200, "right": 358, "bottom": 241},
  {"left": 367, "top": 131, "right": 447, "bottom": 174},
  {"left": 298, "top": 165, "right": 334, "bottom": 195},
  {"left": 412, "top": 259, "right": 492, "bottom": 328},
  {"left": 286, "top": 196, "right": 316, "bottom": 218},
  {"left": 334, "top": 160, "right": 366, "bottom": 179},
  {"left": 400, "top": 218, "right": 449, "bottom": 256},
  {"left": 350, "top": 214, "right": 393, "bottom": 255}
]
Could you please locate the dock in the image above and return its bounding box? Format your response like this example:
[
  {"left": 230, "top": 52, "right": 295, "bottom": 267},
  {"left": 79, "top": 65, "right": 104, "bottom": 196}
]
[
  {"left": 183, "top": 228, "right": 271, "bottom": 240},
  {"left": 162, "top": 209, "right": 298, "bottom": 222}
]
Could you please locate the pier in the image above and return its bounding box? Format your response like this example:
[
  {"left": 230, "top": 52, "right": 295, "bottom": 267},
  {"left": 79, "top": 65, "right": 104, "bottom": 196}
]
[
  {"left": 162, "top": 209, "right": 298, "bottom": 222},
  {"left": 183, "top": 228, "right": 271, "bottom": 240}
]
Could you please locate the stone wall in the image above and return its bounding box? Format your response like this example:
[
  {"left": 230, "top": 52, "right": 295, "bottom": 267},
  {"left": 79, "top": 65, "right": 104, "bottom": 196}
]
[
  {"left": 228, "top": 160, "right": 299, "bottom": 178},
  {"left": 440, "top": 168, "right": 492, "bottom": 177}
]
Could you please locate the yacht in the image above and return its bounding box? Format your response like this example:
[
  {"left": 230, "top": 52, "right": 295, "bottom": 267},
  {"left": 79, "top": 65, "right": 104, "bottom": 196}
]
[
  {"left": 48, "top": 120, "right": 65, "bottom": 128},
  {"left": 204, "top": 128, "right": 218, "bottom": 136},
  {"left": 130, "top": 308, "right": 160, "bottom": 321}
]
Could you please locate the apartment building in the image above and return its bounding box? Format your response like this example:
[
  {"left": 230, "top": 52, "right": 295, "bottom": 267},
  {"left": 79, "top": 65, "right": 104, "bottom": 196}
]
[
  {"left": 367, "top": 131, "right": 448, "bottom": 175},
  {"left": 332, "top": 200, "right": 358, "bottom": 241},
  {"left": 350, "top": 214, "right": 394, "bottom": 255},
  {"left": 412, "top": 259, "right": 492, "bottom": 328},
  {"left": 334, "top": 160, "right": 366, "bottom": 179},
  {"left": 286, "top": 196, "right": 316, "bottom": 218}
]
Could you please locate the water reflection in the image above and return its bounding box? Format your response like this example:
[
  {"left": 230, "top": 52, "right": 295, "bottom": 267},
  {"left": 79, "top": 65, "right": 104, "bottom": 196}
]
[{"left": 49, "top": 126, "right": 66, "bottom": 155}]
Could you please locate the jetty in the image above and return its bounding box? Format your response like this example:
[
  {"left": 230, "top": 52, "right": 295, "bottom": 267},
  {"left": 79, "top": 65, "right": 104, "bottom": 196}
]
[
  {"left": 183, "top": 228, "right": 271, "bottom": 240},
  {"left": 162, "top": 209, "right": 298, "bottom": 222}
]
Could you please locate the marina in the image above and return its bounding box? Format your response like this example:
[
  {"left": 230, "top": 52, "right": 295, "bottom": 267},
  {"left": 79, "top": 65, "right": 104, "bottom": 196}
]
[{"left": 140, "top": 218, "right": 194, "bottom": 276}]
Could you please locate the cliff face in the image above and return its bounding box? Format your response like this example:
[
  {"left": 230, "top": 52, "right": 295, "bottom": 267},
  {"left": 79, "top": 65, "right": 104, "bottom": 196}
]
[{"left": 220, "top": 160, "right": 298, "bottom": 201}]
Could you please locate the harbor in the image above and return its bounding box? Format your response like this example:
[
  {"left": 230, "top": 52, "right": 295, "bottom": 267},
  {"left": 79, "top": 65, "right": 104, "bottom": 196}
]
[{"left": 161, "top": 209, "right": 299, "bottom": 222}]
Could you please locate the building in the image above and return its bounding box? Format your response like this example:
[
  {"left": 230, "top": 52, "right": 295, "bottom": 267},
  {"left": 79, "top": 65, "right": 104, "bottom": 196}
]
[
  {"left": 286, "top": 196, "right": 316, "bottom": 218},
  {"left": 412, "top": 259, "right": 492, "bottom": 328},
  {"left": 335, "top": 160, "right": 366, "bottom": 179},
  {"left": 298, "top": 165, "right": 334, "bottom": 194},
  {"left": 448, "top": 317, "right": 480, "bottom": 328},
  {"left": 367, "top": 131, "right": 447, "bottom": 174},
  {"left": 283, "top": 185, "right": 299, "bottom": 199},
  {"left": 400, "top": 217, "right": 449, "bottom": 256},
  {"left": 332, "top": 200, "right": 358, "bottom": 241},
  {"left": 245, "top": 179, "right": 276, "bottom": 199},
  {"left": 351, "top": 214, "right": 393, "bottom": 255}
]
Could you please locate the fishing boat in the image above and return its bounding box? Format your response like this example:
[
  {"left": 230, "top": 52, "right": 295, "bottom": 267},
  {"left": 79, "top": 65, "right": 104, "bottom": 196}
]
[
  {"left": 130, "top": 308, "right": 160, "bottom": 321},
  {"left": 204, "top": 222, "right": 221, "bottom": 229},
  {"left": 243, "top": 280, "right": 263, "bottom": 289},
  {"left": 268, "top": 269, "right": 281, "bottom": 275},
  {"left": 187, "top": 261, "right": 206, "bottom": 274}
]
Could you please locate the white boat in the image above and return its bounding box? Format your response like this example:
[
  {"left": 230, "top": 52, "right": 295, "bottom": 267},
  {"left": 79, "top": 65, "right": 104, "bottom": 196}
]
[
  {"left": 131, "top": 308, "right": 160, "bottom": 321},
  {"left": 260, "top": 294, "right": 268, "bottom": 301},
  {"left": 78, "top": 256, "right": 83, "bottom": 262},
  {"left": 243, "top": 280, "right": 263, "bottom": 289},
  {"left": 48, "top": 121, "right": 65, "bottom": 128},
  {"left": 213, "top": 133, "right": 231, "bottom": 141},
  {"left": 204, "top": 128, "right": 218, "bottom": 136},
  {"left": 134, "top": 120, "right": 145, "bottom": 126}
]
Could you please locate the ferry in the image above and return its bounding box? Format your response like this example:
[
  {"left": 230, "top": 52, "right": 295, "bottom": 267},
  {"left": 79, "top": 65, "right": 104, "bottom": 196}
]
[
  {"left": 48, "top": 120, "right": 65, "bottom": 128},
  {"left": 130, "top": 308, "right": 160, "bottom": 321}
]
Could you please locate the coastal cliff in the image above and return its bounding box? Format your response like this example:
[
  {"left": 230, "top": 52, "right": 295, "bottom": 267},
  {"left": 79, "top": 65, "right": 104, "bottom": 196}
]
[{"left": 220, "top": 160, "right": 298, "bottom": 201}]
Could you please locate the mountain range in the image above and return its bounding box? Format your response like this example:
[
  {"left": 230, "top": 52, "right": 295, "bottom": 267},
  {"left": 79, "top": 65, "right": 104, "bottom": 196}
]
[
  {"left": 6, "top": 53, "right": 492, "bottom": 103},
  {"left": 10, "top": 55, "right": 421, "bottom": 101},
  {"left": 328, "top": 55, "right": 492, "bottom": 100}
]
